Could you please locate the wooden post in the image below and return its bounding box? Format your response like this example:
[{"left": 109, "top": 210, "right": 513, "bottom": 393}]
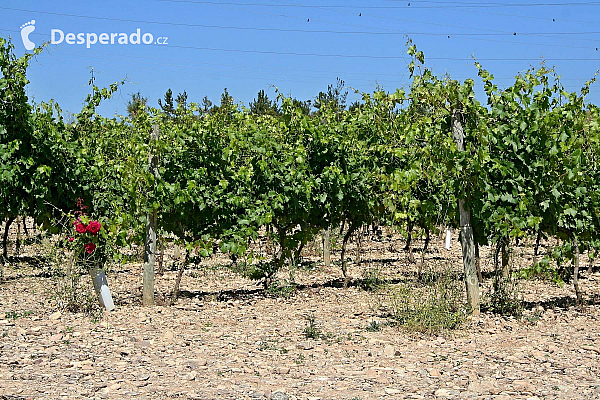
[
  {"left": 143, "top": 125, "right": 160, "bottom": 306},
  {"left": 15, "top": 216, "right": 21, "bottom": 257},
  {"left": 573, "top": 238, "right": 582, "bottom": 304},
  {"left": 501, "top": 238, "right": 510, "bottom": 278},
  {"left": 157, "top": 236, "right": 165, "bottom": 275},
  {"left": 451, "top": 110, "right": 480, "bottom": 315},
  {"left": 2, "top": 216, "right": 15, "bottom": 259},
  {"left": 475, "top": 241, "right": 483, "bottom": 283},
  {"left": 322, "top": 227, "right": 331, "bottom": 267}
]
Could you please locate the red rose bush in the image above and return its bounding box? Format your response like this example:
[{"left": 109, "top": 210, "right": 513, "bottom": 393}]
[{"left": 68, "top": 215, "right": 107, "bottom": 267}]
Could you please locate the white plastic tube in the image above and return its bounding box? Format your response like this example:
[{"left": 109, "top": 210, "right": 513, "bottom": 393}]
[
  {"left": 445, "top": 228, "right": 452, "bottom": 251},
  {"left": 90, "top": 268, "right": 115, "bottom": 311}
]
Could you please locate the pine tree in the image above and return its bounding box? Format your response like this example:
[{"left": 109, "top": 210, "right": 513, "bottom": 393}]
[
  {"left": 249, "top": 90, "right": 280, "bottom": 116},
  {"left": 158, "top": 88, "right": 175, "bottom": 117},
  {"left": 127, "top": 91, "right": 148, "bottom": 119},
  {"left": 314, "top": 78, "right": 347, "bottom": 112}
]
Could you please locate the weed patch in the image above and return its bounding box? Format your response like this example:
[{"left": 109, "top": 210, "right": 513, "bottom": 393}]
[{"left": 387, "top": 268, "right": 466, "bottom": 334}]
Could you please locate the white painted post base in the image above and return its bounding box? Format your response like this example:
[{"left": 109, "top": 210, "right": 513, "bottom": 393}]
[
  {"left": 90, "top": 268, "right": 115, "bottom": 311},
  {"left": 445, "top": 228, "right": 452, "bottom": 251}
]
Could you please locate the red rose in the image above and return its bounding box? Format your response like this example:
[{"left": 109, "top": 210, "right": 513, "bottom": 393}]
[
  {"left": 75, "top": 222, "right": 87, "bottom": 234},
  {"left": 84, "top": 243, "right": 96, "bottom": 254},
  {"left": 86, "top": 221, "right": 102, "bottom": 235},
  {"left": 68, "top": 237, "right": 75, "bottom": 242}
]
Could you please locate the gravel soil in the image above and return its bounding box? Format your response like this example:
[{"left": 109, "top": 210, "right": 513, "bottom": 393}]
[{"left": 1, "top": 227, "right": 599, "bottom": 400}]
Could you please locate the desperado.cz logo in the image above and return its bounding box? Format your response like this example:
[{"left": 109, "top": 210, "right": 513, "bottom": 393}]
[{"left": 20, "top": 19, "right": 168, "bottom": 50}]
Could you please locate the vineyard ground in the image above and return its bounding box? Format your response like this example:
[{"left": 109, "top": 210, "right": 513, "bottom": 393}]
[{"left": 1, "top": 225, "right": 600, "bottom": 400}]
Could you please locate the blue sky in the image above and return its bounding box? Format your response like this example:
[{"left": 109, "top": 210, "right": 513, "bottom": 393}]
[{"left": 2, "top": 0, "right": 600, "bottom": 117}]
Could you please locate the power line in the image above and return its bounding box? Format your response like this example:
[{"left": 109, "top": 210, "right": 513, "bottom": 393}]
[
  {"left": 243, "top": 0, "right": 600, "bottom": 28},
  {"left": 420, "top": 5, "right": 599, "bottom": 25},
  {"left": 386, "top": 0, "right": 600, "bottom": 8},
  {"left": 188, "top": 0, "right": 600, "bottom": 46},
  {"left": 159, "top": 0, "right": 600, "bottom": 8},
  {"left": 220, "top": 0, "right": 600, "bottom": 47},
  {"left": 144, "top": 42, "right": 600, "bottom": 61},
  {"left": 3, "top": 29, "right": 600, "bottom": 62},
  {"left": 31, "top": 52, "right": 597, "bottom": 94},
  {"left": 0, "top": 6, "right": 401, "bottom": 35},
  {"left": 4, "top": 25, "right": 600, "bottom": 63},
  {"left": 4, "top": 28, "right": 594, "bottom": 83},
  {"left": 2, "top": 6, "right": 600, "bottom": 37},
  {"left": 12, "top": 28, "right": 597, "bottom": 83},
  {"left": 0, "top": 26, "right": 403, "bottom": 79}
]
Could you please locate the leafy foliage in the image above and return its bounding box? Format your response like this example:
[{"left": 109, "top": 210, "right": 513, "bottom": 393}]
[{"left": 2, "top": 34, "right": 599, "bottom": 307}]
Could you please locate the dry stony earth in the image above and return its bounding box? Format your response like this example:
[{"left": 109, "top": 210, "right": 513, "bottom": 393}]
[{"left": 1, "top": 228, "right": 600, "bottom": 400}]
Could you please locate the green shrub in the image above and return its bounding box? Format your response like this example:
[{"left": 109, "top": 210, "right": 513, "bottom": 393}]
[
  {"left": 387, "top": 268, "right": 466, "bottom": 334},
  {"left": 517, "top": 256, "right": 565, "bottom": 285},
  {"left": 483, "top": 275, "right": 524, "bottom": 317},
  {"left": 266, "top": 279, "right": 297, "bottom": 298},
  {"left": 365, "top": 320, "right": 381, "bottom": 332},
  {"left": 359, "top": 267, "right": 386, "bottom": 292},
  {"left": 303, "top": 313, "right": 322, "bottom": 339}
]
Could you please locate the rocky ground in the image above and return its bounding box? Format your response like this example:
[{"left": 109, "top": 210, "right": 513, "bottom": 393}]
[{"left": 1, "top": 227, "right": 599, "bottom": 400}]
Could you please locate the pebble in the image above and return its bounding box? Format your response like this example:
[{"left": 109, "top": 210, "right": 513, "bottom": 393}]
[
  {"left": 275, "top": 366, "right": 290, "bottom": 375},
  {"left": 49, "top": 311, "right": 62, "bottom": 321},
  {"left": 271, "top": 391, "right": 289, "bottom": 400},
  {"left": 385, "top": 388, "right": 402, "bottom": 394},
  {"left": 429, "top": 368, "right": 441, "bottom": 377},
  {"left": 49, "top": 333, "right": 63, "bottom": 342},
  {"left": 382, "top": 345, "right": 396, "bottom": 357},
  {"left": 513, "top": 379, "right": 536, "bottom": 393},
  {"left": 296, "top": 342, "right": 314, "bottom": 350},
  {"left": 434, "top": 388, "right": 460, "bottom": 397}
]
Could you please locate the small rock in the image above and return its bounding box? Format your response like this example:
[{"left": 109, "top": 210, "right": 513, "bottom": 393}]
[
  {"left": 49, "top": 311, "right": 62, "bottom": 321},
  {"left": 137, "top": 374, "right": 151, "bottom": 381},
  {"left": 49, "top": 333, "right": 63, "bottom": 342},
  {"left": 162, "top": 330, "right": 174, "bottom": 341},
  {"left": 434, "top": 388, "right": 460, "bottom": 397},
  {"left": 513, "top": 380, "right": 535, "bottom": 393},
  {"left": 363, "top": 370, "right": 378, "bottom": 380},
  {"left": 186, "top": 359, "right": 207, "bottom": 368},
  {"left": 134, "top": 340, "right": 152, "bottom": 348},
  {"left": 117, "top": 348, "right": 130, "bottom": 356},
  {"left": 28, "top": 326, "right": 42, "bottom": 336},
  {"left": 296, "top": 342, "right": 314, "bottom": 350},
  {"left": 385, "top": 388, "right": 402, "bottom": 394},
  {"left": 275, "top": 366, "right": 290, "bottom": 375},
  {"left": 468, "top": 379, "right": 501, "bottom": 395},
  {"left": 271, "top": 391, "right": 289, "bottom": 400},
  {"left": 382, "top": 345, "right": 395, "bottom": 357},
  {"left": 429, "top": 369, "right": 441, "bottom": 377},
  {"left": 186, "top": 371, "right": 197, "bottom": 381},
  {"left": 582, "top": 345, "right": 600, "bottom": 355}
]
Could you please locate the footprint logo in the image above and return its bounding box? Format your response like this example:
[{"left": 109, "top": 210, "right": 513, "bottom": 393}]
[{"left": 20, "top": 20, "right": 36, "bottom": 51}]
